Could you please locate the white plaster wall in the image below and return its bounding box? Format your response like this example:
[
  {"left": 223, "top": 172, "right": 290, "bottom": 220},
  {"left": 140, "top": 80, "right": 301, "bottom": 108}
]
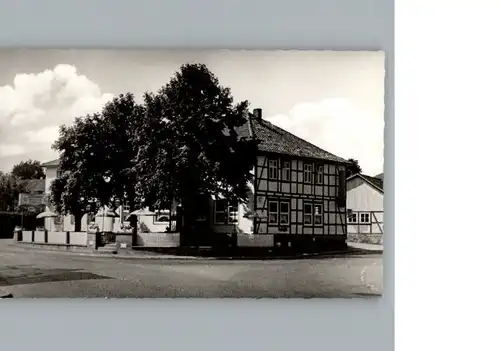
[
  {"left": 347, "top": 178, "right": 384, "bottom": 235},
  {"left": 47, "top": 231, "right": 67, "bottom": 244},
  {"left": 69, "top": 232, "right": 87, "bottom": 246},
  {"left": 347, "top": 181, "right": 384, "bottom": 212}
]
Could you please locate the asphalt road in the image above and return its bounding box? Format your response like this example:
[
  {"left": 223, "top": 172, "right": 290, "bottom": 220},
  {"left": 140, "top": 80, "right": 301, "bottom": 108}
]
[{"left": 0, "top": 241, "right": 382, "bottom": 298}]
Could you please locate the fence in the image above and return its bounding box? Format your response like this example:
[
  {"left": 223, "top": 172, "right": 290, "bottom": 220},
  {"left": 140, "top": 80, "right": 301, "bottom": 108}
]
[{"left": 19, "top": 230, "right": 87, "bottom": 246}]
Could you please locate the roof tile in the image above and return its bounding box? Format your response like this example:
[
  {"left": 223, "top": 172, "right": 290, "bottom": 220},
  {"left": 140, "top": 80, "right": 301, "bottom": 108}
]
[{"left": 238, "top": 116, "right": 348, "bottom": 163}]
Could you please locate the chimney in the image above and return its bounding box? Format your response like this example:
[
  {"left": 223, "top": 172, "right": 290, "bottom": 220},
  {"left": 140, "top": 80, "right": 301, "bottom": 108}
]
[{"left": 253, "top": 108, "right": 262, "bottom": 120}]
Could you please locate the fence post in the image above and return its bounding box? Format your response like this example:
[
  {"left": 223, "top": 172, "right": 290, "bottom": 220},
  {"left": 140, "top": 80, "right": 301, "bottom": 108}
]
[
  {"left": 44, "top": 230, "right": 48, "bottom": 243},
  {"left": 66, "top": 231, "right": 70, "bottom": 245},
  {"left": 31, "top": 230, "right": 35, "bottom": 242}
]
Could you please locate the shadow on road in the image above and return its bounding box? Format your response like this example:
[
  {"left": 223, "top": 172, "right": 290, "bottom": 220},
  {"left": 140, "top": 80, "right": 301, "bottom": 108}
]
[{"left": 0, "top": 266, "right": 112, "bottom": 287}]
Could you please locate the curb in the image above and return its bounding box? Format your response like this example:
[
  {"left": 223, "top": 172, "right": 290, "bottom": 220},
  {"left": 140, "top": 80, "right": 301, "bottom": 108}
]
[{"left": 3, "top": 244, "right": 382, "bottom": 261}]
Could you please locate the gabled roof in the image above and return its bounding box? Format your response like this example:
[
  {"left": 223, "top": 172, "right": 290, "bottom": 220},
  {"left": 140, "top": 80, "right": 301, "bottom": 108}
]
[
  {"left": 347, "top": 173, "right": 384, "bottom": 193},
  {"left": 237, "top": 116, "right": 349, "bottom": 164},
  {"left": 41, "top": 159, "right": 60, "bottom": 168}
]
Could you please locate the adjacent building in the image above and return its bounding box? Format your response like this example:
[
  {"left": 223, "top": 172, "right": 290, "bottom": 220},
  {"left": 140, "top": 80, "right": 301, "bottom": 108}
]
[
  {"left": 346, "top": 172, "right": 384, "bottom": 244},
  {"left": 41, "top": 108, "right": 351, "bottom": 249}
]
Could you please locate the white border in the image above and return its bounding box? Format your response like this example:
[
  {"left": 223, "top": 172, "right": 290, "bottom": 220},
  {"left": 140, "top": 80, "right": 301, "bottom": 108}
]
[{"left": 397, "top": 0, "right": 500, "bottom": 350}]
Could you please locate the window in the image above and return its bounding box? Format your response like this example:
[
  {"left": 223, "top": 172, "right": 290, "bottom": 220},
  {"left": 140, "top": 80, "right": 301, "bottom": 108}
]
[
  {"left": 122, "top": 202, "right": 130, "bottom": 222},
  {"left": 268, "top": 200, "right": 279, "bottom": 224},
  {"left": 214, "top": 199, "right": 228, "bottom": 224},
  {"left": 314, "top": 204, "right": 323, "bottom": 224},
  {"left": 154, "top": 209, "right": 170, "bottom": 222},
  {"left": 282, "top": 160, "right": 291, "bottom": 181},
  {"left": 153, "top": 204, "right": 177, "bottom": 231},
  {"left": 360, "top": 212, "right": 370, "bottom": 223},
  {"left": 347, "top": 210, "right": 358, "bottom": 223},
  {"left": 214, "top": 199, "right": 238, "bottom": 224},
  {"left": 228, "top": 201, "right": 238, "bottom": 224},
  {"left": 269, "top": 159, "right": 278, "bottom": 180},
  {"left": 304, "top": 164, "right": 313, "bottom": 183},
  {"left": 304, "top": 202, "right": 322, "bottom": 225},
  {"left": 56, "top": 170, "right": 62, "bottom": 178},
  {"left": 315, "top": 165, "right": 324, "bottom": 184},
  {"left": 303, "top": 203, "right": 313, "bottom": 224},
  {"left": 279, "top": 201, "right": 290, "bottom": 225}
]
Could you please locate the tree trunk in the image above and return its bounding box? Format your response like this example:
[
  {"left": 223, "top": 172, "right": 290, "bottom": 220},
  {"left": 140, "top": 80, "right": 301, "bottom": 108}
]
[
  {"left": 74, "top": 211, "right": 82, "bottom": 232},
  {"left": 129, "top": 198, "right": 138, "bottom": 246},
  {"left": 179, "top": 198, "right": 195, "bottom": 247}
]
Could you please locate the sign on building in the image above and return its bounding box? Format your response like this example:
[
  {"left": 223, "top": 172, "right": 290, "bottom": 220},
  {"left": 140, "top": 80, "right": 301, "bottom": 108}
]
[{"left": 18, "top": 193, "right": 45, "bottom": 207}]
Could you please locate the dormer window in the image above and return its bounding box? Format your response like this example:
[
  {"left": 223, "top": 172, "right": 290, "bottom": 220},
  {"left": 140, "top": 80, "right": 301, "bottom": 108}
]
[
  {"left": 281, "top": 160, "right": 291, "bottom": 181},
  {"left": 315, "top": 164, "right": 324, "bottom": 184},
  {"left": 268, "top": 159, "right": 278, "bottom": 180},
  {"left": 304, "top": 164, "right": 313, "bottom": 183}
]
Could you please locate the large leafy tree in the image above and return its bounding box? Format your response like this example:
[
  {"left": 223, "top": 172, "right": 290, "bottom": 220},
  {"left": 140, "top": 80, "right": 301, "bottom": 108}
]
[
  {"left": 134, "top": 63, "right": 258, "bottom": 235},
  {"left": 50, "top": 93, "right": 144, "bottom": 231},
  {"left": 50, "top": 113, "right": 105, "bottom": 231},
  {"left": 11, "top": 160, "right": 45, "bottom": 180}
]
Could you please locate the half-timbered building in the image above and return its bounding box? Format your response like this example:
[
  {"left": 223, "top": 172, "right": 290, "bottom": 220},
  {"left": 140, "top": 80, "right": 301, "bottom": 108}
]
[{"left": 226, "top": 108, "right": 350, "bottom": 250}]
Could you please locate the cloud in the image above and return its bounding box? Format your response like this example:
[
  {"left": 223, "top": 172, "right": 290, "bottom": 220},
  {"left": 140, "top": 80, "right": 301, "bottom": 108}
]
[
  {"left": 0, "top": 144, "right": 25, "bottom": 157},
  {"left": 0, "top": 64, "right": 113, "bottom": 171},
  {"left": 266, "top": 98, "right": 384, "bottom": 176},
  {"left": 25, "top": 126, "right": 60, "bottom": 144}
]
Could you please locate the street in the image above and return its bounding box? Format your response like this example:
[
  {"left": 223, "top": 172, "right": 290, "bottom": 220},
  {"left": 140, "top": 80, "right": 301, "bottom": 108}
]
[{"left": 0, "top": 241, "right": 382, "bottom": 298}]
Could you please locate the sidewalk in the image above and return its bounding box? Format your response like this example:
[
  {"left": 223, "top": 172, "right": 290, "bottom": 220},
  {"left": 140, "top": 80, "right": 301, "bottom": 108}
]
[
  {"left": 347, "top": 241, "right": 384, "bottom": 252},
  {"left": 1, "top": 239, "right": 382, "bottom": 260}
]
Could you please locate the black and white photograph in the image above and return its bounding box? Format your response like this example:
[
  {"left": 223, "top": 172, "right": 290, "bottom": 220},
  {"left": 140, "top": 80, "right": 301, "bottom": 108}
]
[{"left": 0, "top": 49, "right": 385, "bottom": 298}]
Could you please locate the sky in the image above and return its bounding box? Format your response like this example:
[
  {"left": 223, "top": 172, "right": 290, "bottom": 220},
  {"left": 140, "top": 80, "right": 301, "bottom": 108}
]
[{"left": 0, "top": 50, "right": 385, "bottom": 176}]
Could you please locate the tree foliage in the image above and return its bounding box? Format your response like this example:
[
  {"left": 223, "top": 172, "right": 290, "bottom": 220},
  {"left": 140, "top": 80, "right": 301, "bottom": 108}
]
[
  {"left": 134, "top": 63, "right": 258, "bottom": 215},
  {"left": 0, "top": 172, "right": 27, "bottom": 212},
  {"left": 50, "top": 94, "right": 144, "bottom": 230},
  {"left": 11, "top": 159, "right": 45, "bottom": 180},
  {"left": 50, "top": 114, "right": 104, "bottom": 231},
  {"left": 346, "top": 158, "right": 363, "bottom": 177},
  {"left": 98, "top": 93, "right": 143, "bottom": 210}
]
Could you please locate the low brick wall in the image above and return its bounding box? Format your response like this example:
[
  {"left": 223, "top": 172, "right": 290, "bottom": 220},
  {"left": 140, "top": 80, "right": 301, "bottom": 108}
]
[
  {"left": 33, "top": 231, "right": 45, "bottom": 243},
  {"left": 19, "top": 242, "right": 92, "bottom": 253},
  {"left": 15, "top": 230, "right": 89, "bottom": 248},
  {"left": 115, "top": 233, "right": 133, "bottom": 249},
  {"left": 237, "top": 234, "right": 274, "bottom": 247},
  {"left": 21, "top": 231, "right": 33, "bottom": 243},
  {"left": 69, "top": 232, "right": 87, "bottom": 246},
  {"left": 347, "top": 233, "right": 383, "bottom": 245},
  {"left": 137, "top": 232, "right": 180, "bottom": 247},
  {"left": 86, "top": 232, "right": 97, "bottom": 249},
  {"left": 47, "top": 231, "right": 67, "bottom": 244}
]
